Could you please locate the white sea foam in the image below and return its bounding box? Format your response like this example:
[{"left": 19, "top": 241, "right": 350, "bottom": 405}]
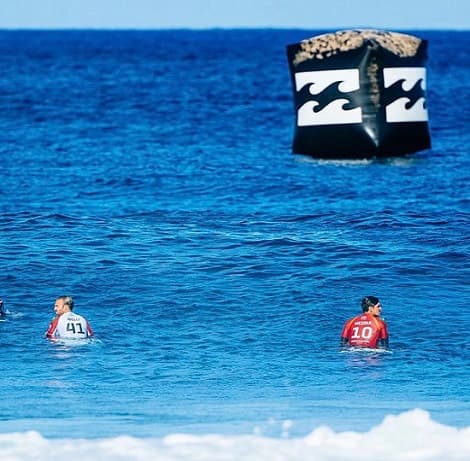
[
  {"left": 1, "top": 409, "right": 468, "bottom": 461},
  {"left": 295, "top": 155, "right": 373, "bottom": 166}
]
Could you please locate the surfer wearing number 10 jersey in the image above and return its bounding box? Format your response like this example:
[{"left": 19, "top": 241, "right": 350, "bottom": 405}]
[
  {"left": 46, "top": 295, "right": 94, "bottom": 340},
  {"left": 341, "top": 296, "right": 389, "bottom": 349}
]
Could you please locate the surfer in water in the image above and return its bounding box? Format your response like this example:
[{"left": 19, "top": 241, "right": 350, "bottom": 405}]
[
  {"left": 340, "top": 296, "right": 389, "bottom": 349},
  {"left": 46, "top": 295, "right": 94, "bottom": 340},
  {"left": 0, "top": 298, "right": 6, "bottom": 318}
]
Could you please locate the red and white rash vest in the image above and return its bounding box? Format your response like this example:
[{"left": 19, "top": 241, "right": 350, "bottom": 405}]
[
  {"left": 46, "top": 311, "right": 94, "bottom": 339},
  {"left": 341, "top": 312, "right": 388, "bottom": 348}
]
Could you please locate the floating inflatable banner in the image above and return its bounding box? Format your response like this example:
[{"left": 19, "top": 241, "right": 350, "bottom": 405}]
[{"left": 286, "top": 30, "right": 431, "bottom": 158}]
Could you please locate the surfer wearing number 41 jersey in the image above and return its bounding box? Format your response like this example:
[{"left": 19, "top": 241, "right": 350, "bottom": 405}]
[
  {"left": 340, "top": 296, "right": 389, "bottom": 349},
  {"left": 46, "top": 295, "right": 94, "bottom": 340}
]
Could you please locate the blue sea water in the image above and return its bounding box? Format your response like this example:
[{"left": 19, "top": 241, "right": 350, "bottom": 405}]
[{"left": 0, "top": 29, "right": 469, "bottom": 460}]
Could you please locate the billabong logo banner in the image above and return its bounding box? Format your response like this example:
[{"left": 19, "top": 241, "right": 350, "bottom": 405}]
[
  {"left": 383, "top": 67, "right": 428, "bottom": 122},
  {"left": 286, "top": 29, "right": 431, "bottom": 158},
  {"left": 294, "top": 69, "right": 362, "bottom": 126}
]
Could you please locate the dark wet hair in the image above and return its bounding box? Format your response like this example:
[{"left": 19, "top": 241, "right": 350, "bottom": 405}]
[{"left": 361, "top": 296, "right": 379, "bottom": 312}]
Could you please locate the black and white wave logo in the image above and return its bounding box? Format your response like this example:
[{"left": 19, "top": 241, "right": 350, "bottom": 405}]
[
  {"left": 294, "top": 69, "right": 362, "bottom": 126},
  {"left": 383, "top": 67, "right": 428, "bottom": 123},
  {"left": 294, "top": 67, "right": 428, "bottom": 126}
]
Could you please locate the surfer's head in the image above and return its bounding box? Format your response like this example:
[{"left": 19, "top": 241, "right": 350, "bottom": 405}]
[
  {"left": 54, "top": 295, "right": 74, "bottom": 315},
  {"left": 361, "top": 296, "right": 380, "bottom": 313}
]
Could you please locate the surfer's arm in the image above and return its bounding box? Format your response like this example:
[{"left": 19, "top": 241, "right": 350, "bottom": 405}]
[
  {"left": 45, "top": 316, "right": 59, "bottom": 338},
  {"left": 86, "top": 322, "right": 94, "bottom": 337},
  {"left": 378, "top": 322, "right": 389, "bottom": 348},
  {"left": 378, "top": 337, "right": 389, "bottom": 349}
]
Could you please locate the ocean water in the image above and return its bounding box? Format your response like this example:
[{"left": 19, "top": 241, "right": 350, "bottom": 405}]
[{"left": 0, "top": 29, "right": 469, "bottom": 460}]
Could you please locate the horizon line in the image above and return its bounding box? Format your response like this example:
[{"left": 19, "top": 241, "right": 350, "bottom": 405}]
[{"left": 0, "top": 25, "right": 469, "bottom": 32}]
